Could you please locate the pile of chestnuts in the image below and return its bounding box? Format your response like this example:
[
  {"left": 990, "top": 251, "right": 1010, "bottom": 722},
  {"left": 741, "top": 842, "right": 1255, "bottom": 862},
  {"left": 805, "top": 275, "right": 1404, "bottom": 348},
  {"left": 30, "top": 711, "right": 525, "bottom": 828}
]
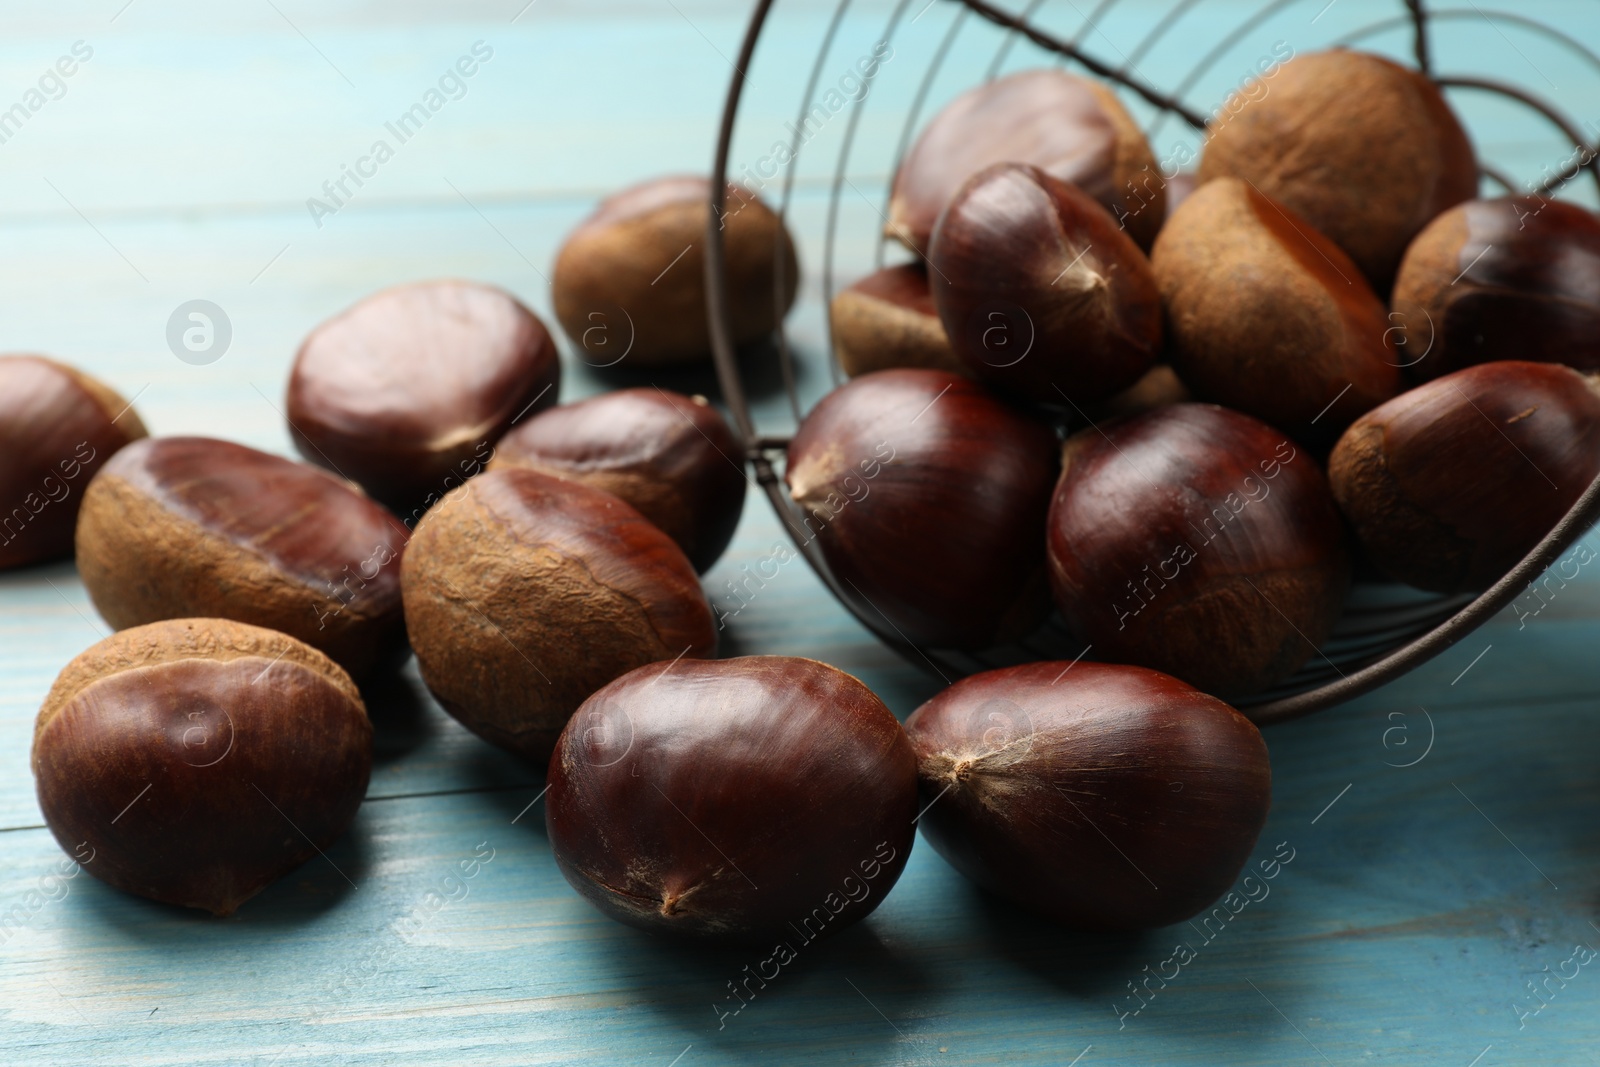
[{"left": 7, "top": 45, "right": 1595, "bottom": 957}]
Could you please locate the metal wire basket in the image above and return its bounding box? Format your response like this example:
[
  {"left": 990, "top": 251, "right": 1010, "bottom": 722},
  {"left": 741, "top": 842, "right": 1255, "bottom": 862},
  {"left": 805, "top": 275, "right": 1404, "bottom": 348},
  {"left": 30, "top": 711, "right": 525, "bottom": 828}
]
[{"left": 702, "top": 0, "right": 1600, "bottom": 724}]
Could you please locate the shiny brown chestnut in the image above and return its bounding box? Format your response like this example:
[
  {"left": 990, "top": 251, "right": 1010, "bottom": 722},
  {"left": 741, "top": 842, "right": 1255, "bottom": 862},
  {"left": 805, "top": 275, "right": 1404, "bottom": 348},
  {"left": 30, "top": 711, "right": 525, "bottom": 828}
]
[
  {"left": 929, "top": 162, "right": 1162, "bottom": 408},
  {"left": 830, "top": 263, "right": 964, "bottom": 378},
  {"left": 890, "top": 69, "right": 1164, "bottom": 253},
  {"left": 785, "top": 369, "right": 1058, "bottom": 649},
  {"left": 1392, "top": 197, "right": 1600, "bottom": 379},
  {"left": 1199, "top": 48, "right": 1477, "bottom": 292},
  {"left": 1152, "top": 178, "right": 1403, "bottom": 446},
  {"left": 1329, "top": 361, "right": 1600, "bottom": 593},
  {"left": 546, "top": 656, "right": 917, "bottom": 944},
  {"left": 0, "top": 355, "right": 147, "bottom": 570},
  {"left": 31, "top": 618, "right": 371, "bottom": 916},
  {"left": 1048, "top": 404, "right": 1350, "bottom": 696},
  {"left": 905, "top": 661, "right": 1271, "bottom": 929},
  {"left": 287, "top": 279, "right": 560, "bottom": 517},
  {"left": 75, "top": 437, "right": 410, "bottom": 680},
  {"left": 489, "top": 389, "right": 746, "bottom": 573},
  {"left": 401, "top": 467, "right": 717, "bottom": 764},
  {"left": 552, "top": 175, "right": 798, "bottom": 367}
]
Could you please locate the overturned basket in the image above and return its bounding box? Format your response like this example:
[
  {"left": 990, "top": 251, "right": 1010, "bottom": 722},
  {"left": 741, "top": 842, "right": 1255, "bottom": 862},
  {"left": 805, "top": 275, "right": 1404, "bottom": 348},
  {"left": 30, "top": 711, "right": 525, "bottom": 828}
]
[{"left": 702, "top": 0, "right": 1600, "bottom": 723}]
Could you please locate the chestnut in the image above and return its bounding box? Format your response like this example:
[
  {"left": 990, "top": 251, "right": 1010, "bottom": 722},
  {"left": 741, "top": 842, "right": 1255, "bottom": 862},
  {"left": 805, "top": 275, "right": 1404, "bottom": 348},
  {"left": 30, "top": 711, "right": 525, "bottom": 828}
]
[
  {"left": 1091, "top": 364, "right": 1190, "bottom": 422},
  {"left": 546, "top": 656, "right": 917, "bottom": 944},
  {"left": 1199, "top": 48, "right": 1477, "bottom": 292},
  {"left": 785, "top": 369, "right": 1058, "bottom": 649},
  {"left": 0, "top": 355, "right": 147, "bottom": 570},
  {"left": 1152, "top": 177, "right": 1402, "bottom": 445},
  {"left": 489, "top": 388, "right": 746, "bottom": 573},
  {"left": 1328, "top": 361, "right": 1600, "bottom": 593},
  {"left": 904, "top": 661, "right": 1271, "bottom": 929},
  {"left": 890, "top": 69, "right": 1164, "bottom": 253},
  {"left": 830, "top": 263, "right": 964, "bottom": 378},
  {"left": 31, "top": 618, "right": 371, "bottom": 916},
  {"left": 929, "top": 162, "right": 1162, "bottom": 408},
  {"left": 1047, "top": 403, "right": 1350, "bottom": 696},
  {"left": 287, "top": 279, "right": 561, "bottom": 516},
  {"left": 1392, "top": 196, "right": 1600, "bottom": 379},
  {"left": 401, "top": 467, "right": 717, "bottom": 764},
  {"left": 75, "top": 436, "right": 410, "bottom": 680},
  {"left": 552, "top": 175, "right": 798, "bottom": 367}
]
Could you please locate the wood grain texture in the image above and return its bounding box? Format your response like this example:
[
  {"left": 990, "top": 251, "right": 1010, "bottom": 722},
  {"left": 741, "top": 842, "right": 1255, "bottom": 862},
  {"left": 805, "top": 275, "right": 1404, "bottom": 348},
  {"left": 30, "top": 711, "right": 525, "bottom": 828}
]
[{"left": 3, "top": 0, "right": 1600, "bottom": 1063}]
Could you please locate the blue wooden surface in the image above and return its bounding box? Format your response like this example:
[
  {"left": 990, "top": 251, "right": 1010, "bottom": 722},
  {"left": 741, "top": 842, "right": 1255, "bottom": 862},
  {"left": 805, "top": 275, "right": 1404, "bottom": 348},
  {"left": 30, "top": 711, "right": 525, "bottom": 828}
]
[{"left": 4, "top": 1, "right": 1600, "bottom": 1064}]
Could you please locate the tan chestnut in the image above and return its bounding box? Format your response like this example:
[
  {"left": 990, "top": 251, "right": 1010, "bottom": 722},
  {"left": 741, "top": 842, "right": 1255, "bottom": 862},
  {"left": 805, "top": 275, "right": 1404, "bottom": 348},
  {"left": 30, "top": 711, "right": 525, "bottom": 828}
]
[
  {"left": 1199, "top": 48, "right": 1477, "bottom": 292},
  {"left": 401, "top": 467, "right": 717, "bottom": 764},
  {"left": 830, "top": 263, "right": 963, "bottom": 378},
  {"left": 552, "top": 176, "right": 798, "bottom": 367},
  {"left": 891, "top": 69, "right": 1164, "bottom": 253},
  {"left": 31, "top": 618, "right": 371, "bottom": 916},
  {"left": 1153, "top": 178, "right": 1403, "bottom": 445},
  {"left": 0, "top": 355, "right": 147, "bottom": 570},
  {"left": 1329, "top": 361, "right": 1600, "bottom": 593},
  {"left": 1393, "top": 196, "right": 1600, "bottom": 379},
  {"left": 76, "top": 437, "right": 410, "bottom": 680},
  {"left": 490, "top": 388, "right": 747, "bottom": 573},
  {"left": 1091, "top": 364, "right": 1190, "bottom": 421}
]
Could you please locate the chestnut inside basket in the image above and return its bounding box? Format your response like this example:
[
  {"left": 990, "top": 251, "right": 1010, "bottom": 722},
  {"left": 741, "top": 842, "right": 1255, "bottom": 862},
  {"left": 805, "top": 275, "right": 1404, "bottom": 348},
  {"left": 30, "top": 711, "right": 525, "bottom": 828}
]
[{"left": 702, "top": 0, "right": 1600, "bottom": 723}]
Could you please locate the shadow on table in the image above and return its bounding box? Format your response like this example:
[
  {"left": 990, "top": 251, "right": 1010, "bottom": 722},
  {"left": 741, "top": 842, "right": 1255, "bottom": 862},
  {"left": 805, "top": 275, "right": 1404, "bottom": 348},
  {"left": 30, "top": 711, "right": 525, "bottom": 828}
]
[{"left": 361, "top": 669, "right": 438, "bottom": 768}]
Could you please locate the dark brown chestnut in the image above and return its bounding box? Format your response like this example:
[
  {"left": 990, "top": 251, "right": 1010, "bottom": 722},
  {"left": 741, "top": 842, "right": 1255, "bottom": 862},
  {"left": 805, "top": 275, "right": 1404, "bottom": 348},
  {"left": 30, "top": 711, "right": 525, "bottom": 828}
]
[
  {"left": 1048, "top": 403, "right": 1350, "bottom": 696},
  {"left": 890, "top": 69, "right": 1164, "bottom": 253},
  {"left": 1199, "top": 48, "right": 1477, "bottom": 292},
  {"left": 830, "top": 263, "right": 964, "bottom": 378},
  {"left": 1329, "top": 360, "right": 1600, "bottom": 593},
  {"left": 1152, "top": 177, "right": 1403, "bottom": 446},
  {"left": 785, "top": 369, "right": 1058, "bottom": 649},
  {"left": 905, "top": 661, "right": 1271, "bottom": 929},
  {"left": 0, "top": 355, "right": 147, "bottom": 570},
  {"left": 1392, "top": 196, "right": 1600, "bottom": 379},
  {"left": 1090, "top": 364, "right": 1191, "bottom": 422},
  {"left": 546, "top": 656, "right": 917, "bottom": 944},
  {"left": 401, "top": 467, "right": 716, "bottom": 764},
  {"left": 75, "top": 437, "right": 410, "bottom": 680},
  {"left": 287, "top": 279, "right": 560, "bottom": 517},
  {"left": 552, "top": 175, "right": 798, "bottom": 366},
  {"left": 929, "top": 162, "right": 1162, "bottom": 408},
  {"left": 31, "top": 618, "right": 371, "bottom": 916},
  {"left": 489, "top": 388, "right": 746, "bottom": 573}
]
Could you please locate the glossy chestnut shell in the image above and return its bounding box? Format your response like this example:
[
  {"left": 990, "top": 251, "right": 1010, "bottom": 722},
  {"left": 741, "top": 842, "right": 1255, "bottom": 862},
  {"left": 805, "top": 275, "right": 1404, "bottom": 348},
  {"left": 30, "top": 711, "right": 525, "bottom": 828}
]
[
  {"left": 1392, "top": 196, "right": 1600, "bottom": 379},
  {"left": 929, "top": 162, "right": 1162, "bottom": 408},
  {"left": 905, "top": 661, "right": 1271, "bottom": 929},
  {"left": 1329, "top": 360, "right": 1600, "bottom": 593},
  {"left": 546, "top": 656, "right": 917, "bottom": 944},
  {"left": 785, "top": 369, "right": 1059, "bottom": 649},
  {"left": 31, "top": 618, "right": 371, "bottom": 916},
  {"left": 1047, "top": 403, "right": 1350, "bottom": 696},
  {"left": 0, "top": 355, "right": 147, "bottom": 570},
  {"left": 490, "top": 388, "right": 746, "bottom": 573}
]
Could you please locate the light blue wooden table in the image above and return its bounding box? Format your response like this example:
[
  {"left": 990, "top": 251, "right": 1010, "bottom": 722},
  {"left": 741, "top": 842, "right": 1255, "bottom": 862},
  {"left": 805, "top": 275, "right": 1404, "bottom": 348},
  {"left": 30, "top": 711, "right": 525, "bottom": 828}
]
[{"left": 4, "top": 2, "right": 1600, "bottom": 1064}]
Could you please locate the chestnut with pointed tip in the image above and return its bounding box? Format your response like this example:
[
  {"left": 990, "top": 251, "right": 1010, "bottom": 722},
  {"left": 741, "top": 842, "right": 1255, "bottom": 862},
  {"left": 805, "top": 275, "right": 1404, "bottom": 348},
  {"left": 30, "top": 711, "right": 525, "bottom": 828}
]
[
  {"left": 287, "top": 279, "right": 560, "bottom": 516},
  {"left": 891, "top": 69, "right": 1164, "bottom": 253},
  {"left": 905, "top": 661, "right": 1271, "bottom": 929},
  {"left": 1152, "top": 177, "right": 1402, "bottom": 445},
  {"left": 75, "top": 436, "right": 410, "bottom": 679},
  {"left": 929, "top": 162, "right": 1162, "bottom": 408},
  {"left": 401, "top": 467, "right": 717, "bottom": 764},
  {"left": 0, "top": 355, "right": 147, "bottom": 570},
  {"left": 785, "top": 369, "right": 1058, "bottom": 650},
  {"left": 31, "top": 618, "right": 372, "bottom": 916},
  {"left": 1329, "top": 361, "right": 1600, "bottom": 593},
  {"left": 830, "top": 263, "right": 964, "bottom": 378},
  {"left": 1392, "top": 196, "right": 1600, "bottom": 379},
  {"left": 546, "top": 656, "right": 917, "bottom": 944},
  {"left": 1047, "top": 404, "right": 1350, "bottom": 696},
  {"left": 552, "top": 176, "right": 798, "bottom": 366},
  {"left": 1199, "top": 48, "right": 1477, "bottom": 292}
]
